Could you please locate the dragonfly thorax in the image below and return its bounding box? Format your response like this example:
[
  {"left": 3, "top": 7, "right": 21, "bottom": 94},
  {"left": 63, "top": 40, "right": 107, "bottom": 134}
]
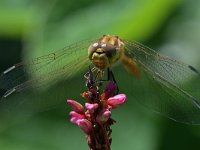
[{"left": 88, "top": 35, "right": 124, "bottom": 70}]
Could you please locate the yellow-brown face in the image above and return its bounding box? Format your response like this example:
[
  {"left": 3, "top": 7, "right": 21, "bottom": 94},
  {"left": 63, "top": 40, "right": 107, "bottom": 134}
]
[{"left": 88, "top": 35, "right": 124, "bottom": 70}]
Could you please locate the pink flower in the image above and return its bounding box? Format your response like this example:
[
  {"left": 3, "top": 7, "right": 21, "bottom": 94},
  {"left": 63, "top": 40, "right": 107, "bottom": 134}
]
[
  {"left": 69, "top": 111, "right": 85, "bottom": 123},
  {"left": 85, "top": 103, "right": 98, "bottom": 112},
  {"left": 76, "top": 119, "right": 92, "bottom": 135},
  {"left": 96, "top": 109, "right": 111, "bottom": 125},
  {"left": 67, "top": 99, "right": 85, "bottom": 114},
  {"left": 107, "top": 94, "right": 127, "bottom": 109}
]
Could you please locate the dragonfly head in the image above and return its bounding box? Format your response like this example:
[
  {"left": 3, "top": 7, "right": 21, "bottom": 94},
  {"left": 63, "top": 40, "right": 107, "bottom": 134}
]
[{"left": 88, "top": 35, "right": 124, "bottom": 70}]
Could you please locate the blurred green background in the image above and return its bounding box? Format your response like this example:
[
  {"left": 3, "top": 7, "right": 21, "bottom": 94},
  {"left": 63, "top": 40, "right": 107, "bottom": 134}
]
[{"left": 1, "top": 0, "right": 200, "bottom": 149}]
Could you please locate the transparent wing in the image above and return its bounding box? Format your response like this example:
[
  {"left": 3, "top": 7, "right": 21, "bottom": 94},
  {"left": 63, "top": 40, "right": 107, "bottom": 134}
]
[
  {"left": 0, "top": 39, "right": 96, "bottom": 98},
  {"left": 124, "top": 40, "right": 200, "bottom": 124}
]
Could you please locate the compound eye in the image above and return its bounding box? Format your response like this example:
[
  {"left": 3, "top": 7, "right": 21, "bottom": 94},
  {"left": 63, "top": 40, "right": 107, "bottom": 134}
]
[
  {"left": 89, "top": 42, "right": 100, "bottom": 52},
  {"left": 92, "top": 42, "right": 99, "bottom": 48},
  {"left": 101, "top": 43, "right": 107, "bottom": 48}
]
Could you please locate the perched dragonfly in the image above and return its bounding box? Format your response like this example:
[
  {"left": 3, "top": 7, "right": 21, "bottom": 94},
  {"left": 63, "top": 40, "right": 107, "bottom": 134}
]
[{"left": 0, "top": 35, "right": 200, "bottom": 124}]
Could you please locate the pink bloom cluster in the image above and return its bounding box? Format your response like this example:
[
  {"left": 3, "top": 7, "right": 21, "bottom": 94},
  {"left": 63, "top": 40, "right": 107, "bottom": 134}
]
[{"left": 67, "top": 82, "right": 127, "bottom": 135}]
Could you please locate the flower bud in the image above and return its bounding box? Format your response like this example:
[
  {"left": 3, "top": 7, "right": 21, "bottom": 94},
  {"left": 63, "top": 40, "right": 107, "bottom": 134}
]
[
  {"left": 67, "top": 99, "right": 85, "bottom": 114},
  {"left": 76, "top": 119, "right": 92, "bottom": 135},
  {"left": 104, "top": 81, "right": 118, "bottom": 97},
  {"left": 85, "top": 103, "right": 98, "bottom": 112},
  {"left": 69, "top": 111, "right": 85, "bottom": 123},
  {"left": 96, "top": 109, "right": 111, "bottom": 125},
  {"left": 107, "top": 94, "right": 127, "bottom": 109}
]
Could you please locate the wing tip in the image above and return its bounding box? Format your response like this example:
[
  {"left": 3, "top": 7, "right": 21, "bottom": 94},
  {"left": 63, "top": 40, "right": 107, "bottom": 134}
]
[
  {"left": 2, "top": 88, "right": 16, "bottom": 98},
  {"left": 188, "top": 65, "right": 200, "bottom": 75},
  {"left": 4, "top": 65, "right": 16, "bottom": 74},
  {"left": 192, "top": 97, "right": 200, "bottom": 109}
]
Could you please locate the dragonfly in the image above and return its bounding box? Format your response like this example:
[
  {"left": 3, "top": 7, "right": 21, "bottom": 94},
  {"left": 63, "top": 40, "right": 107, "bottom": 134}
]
[{"left": 0, "top": 35, "right": 200, "bottom": 124}]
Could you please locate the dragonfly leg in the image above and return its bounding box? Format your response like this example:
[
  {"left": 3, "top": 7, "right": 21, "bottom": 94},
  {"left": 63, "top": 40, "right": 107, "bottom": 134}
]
[
  {"left": 84, "top": 66, "right": 119, "bottom": 94},
  {"left": 84, "top": 66, "right": 97, "bottom": 90},
  {"left": 96, "top": 68, "right": 119, "bottom": 94}
]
